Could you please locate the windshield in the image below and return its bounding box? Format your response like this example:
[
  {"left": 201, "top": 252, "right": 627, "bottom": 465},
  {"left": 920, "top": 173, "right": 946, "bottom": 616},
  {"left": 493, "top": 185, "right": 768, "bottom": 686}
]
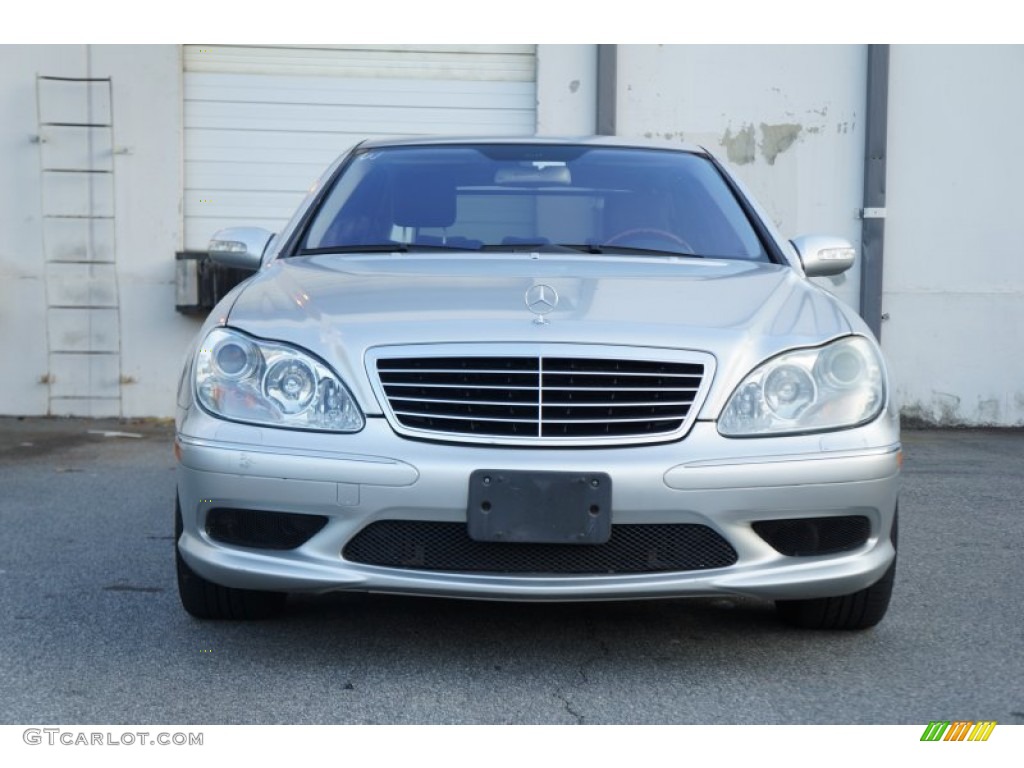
[{"left": 299, "top": 144, "right": 769, "bottom": 261}]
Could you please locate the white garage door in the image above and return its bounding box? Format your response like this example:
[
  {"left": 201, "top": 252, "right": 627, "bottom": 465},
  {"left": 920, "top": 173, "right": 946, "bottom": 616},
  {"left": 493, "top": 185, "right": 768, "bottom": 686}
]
[{"left": 183, "top": 45, "right": 537, "bottom": 250}]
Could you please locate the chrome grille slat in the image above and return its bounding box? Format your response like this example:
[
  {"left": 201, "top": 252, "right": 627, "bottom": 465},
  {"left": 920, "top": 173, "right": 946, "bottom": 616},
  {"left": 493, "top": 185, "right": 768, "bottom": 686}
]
[
  {"left": 539, "top": 416, "right": 685, "bottom": 424},
  {"left": 544, "top": 370, "right": 700, "bottom": 377},
  {"left": 383, "top": 383, "right": 540, "bottom": 391},
  {"left": 393, "top": 411, "right": 540, "bottom": 424},
  {"left": 380, "top": 368, "right": 540, "bottom": 375},
  {"left": 546, "top": 387, "right": 701, "bottom": 393},
  {"left": 374, "top": 351, "right": 708, "bottom": 444},
  {"left": 540, "top": 403, "right": 692, "bottom": 409},
  {"left": 385, "top": 399, "right": 540, "bottom": 411}
]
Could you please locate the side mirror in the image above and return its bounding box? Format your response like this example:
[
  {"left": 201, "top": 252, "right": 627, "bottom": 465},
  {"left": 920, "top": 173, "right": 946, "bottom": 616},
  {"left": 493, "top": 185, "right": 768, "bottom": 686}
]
[
  {"left": 790, "top": 235, "right": 856, "bottom": 277},
  {"left": 208, "top": 227, "right": 274, "bottom": 271}
]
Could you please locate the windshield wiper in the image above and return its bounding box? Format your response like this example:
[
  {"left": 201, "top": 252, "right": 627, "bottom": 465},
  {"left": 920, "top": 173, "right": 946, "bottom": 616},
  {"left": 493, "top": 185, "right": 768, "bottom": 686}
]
[
  {"left": 298, "top": 243, "right": 473, "bottom": 255},
  {"left": 298, "top": 242, "right": 705, "bottom": 258},
  {"left": 565, "top": 243, "right": 704, "bottom": 258}
]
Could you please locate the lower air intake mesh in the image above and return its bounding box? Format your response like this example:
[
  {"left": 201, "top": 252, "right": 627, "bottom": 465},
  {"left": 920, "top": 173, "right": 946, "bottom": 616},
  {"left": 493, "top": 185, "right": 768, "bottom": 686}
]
[
  {"left": 343, "top": 521, "right": 737, "bottom": 574},
  {"left": 206, "top": 508, "right": 328, "bottom": 550},
  {"left": 753, "top": 515, "right": 871, "bottom": 556}
]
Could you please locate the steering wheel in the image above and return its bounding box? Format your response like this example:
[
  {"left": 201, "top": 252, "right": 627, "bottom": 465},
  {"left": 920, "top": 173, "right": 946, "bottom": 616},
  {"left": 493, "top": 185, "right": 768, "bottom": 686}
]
[{"left": 603, "top": 228, "right": 695, "bottom": 253}]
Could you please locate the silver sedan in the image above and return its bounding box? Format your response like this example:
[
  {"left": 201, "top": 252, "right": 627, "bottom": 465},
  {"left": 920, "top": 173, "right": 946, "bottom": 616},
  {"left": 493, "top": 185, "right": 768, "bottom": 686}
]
[{"left": 174, "top": 136, "right": 900, "bottom": 629}]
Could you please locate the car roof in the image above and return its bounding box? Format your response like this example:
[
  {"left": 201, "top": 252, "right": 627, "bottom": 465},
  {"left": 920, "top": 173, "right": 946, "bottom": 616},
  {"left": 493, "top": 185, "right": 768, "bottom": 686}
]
[{"left": 356, "top": 134, "right": 710, "bottom": 155}]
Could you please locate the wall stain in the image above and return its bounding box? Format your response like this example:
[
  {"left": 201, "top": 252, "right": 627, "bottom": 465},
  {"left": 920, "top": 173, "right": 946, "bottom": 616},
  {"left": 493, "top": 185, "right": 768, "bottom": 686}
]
[
  {"left": 900, "top": 403, "right": 949, "bottom": 428},
  {"left": 901, "top": 392, "right": 1024, "bottom": 427},
  {"left": 933, "top": 391, "right": 963, "bottom": 424},
  {"left": 976, "top": 397, "right": 1001, "bottom": 423},
  {"left": 568, "top": 80, "right": 580, "bottom": 94},
  {"left": 897, "top": 391, "right": 1024, "bottom": 428},
  {"left": 759, "top": 123, "right": 802, "bottom": 165},
  {"left": 719, "top": 123, "right": 756, "bottom": 165}
]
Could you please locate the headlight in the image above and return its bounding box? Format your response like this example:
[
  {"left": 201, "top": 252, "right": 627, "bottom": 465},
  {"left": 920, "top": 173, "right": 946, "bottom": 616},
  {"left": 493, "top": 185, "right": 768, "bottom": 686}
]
[
  {"left": 195, "top": 327, "right": 364, "bottom": 432},
  {"left": 718, "top": 336, "right": 885, "bottom": 437}
]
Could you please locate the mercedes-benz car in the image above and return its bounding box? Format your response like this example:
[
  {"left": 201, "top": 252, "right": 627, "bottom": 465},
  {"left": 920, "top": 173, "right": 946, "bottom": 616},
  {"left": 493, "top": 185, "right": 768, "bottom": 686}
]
[{"left": 174, "top": 136, "right": 900, "bottom": 629}]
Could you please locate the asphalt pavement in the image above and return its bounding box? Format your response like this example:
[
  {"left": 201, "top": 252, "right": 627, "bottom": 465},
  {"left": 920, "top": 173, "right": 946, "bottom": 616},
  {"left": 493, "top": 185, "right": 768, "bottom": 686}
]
[{"left": 0, "top": 417, "right": 1021, "bottom": 724}]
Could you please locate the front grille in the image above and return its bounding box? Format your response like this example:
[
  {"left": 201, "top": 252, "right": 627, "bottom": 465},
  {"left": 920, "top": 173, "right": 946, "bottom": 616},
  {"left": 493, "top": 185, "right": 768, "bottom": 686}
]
[
  {"left": 343, "top": 521, "right": 737, "bottom": 574},
  {"left": 753, "top": 516, "right": 871, "bottom": 556},
  {"left": 375, "top": 354, "right": 706, "bottom": 442},
  {"left": 206, "top": 508, "right": 328, "bottom": 550}
]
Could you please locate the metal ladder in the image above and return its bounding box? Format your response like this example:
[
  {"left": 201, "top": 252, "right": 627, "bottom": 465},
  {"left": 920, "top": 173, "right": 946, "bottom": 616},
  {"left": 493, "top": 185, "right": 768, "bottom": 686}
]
[{"left": 36, "top": 75, "right": 121, "bottom": 417}]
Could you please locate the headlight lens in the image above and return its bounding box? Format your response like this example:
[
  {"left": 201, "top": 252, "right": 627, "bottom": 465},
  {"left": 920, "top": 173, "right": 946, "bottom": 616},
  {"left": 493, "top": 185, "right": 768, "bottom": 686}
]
[
  {"left": 719, "top": 336, "right": 885, "bottom": 437},
  {"left": 195, "top": 327, "right": 364, "bottom": 432}
]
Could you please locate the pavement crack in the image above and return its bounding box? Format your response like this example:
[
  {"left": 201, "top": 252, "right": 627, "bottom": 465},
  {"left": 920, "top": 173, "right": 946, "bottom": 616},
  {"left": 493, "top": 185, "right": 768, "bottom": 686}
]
[
  {"left": 553, "top": 691, "right": 584, "bottom": 724},
  {"left": 576, "top": 616, "right": 612, "bottom": 685}
]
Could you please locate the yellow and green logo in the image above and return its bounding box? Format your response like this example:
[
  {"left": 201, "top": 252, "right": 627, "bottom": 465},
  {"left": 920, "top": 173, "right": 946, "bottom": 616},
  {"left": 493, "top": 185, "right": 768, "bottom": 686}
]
[{"left": 920, "top": 721, "right": 997, "bottom": 742}]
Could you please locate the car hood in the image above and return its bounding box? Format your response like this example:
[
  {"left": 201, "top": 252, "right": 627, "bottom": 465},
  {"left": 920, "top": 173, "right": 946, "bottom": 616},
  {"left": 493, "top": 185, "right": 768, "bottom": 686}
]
[{"left": 225, "top": 253, "right": 853, "bottom": 417}]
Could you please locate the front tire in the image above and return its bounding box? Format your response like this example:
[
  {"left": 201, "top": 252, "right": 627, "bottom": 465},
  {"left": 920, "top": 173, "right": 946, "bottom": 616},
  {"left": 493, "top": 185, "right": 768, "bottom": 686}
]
[
  {"left": 175, "top": 495, "right": 287, "bottom": 620},
  {"left": 775, "top": 508, "right": 898, "bottom": 630}
]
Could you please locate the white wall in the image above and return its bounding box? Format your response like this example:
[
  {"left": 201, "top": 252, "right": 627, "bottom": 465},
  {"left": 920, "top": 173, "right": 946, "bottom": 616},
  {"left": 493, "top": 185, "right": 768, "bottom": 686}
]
[
  {"left": 0, "top": 44, "right": 200, "bottom": 418},
  {"left": 93, "top": 45, "right": 201, "bottom": 418},
  {"left": 536, "top": 44, "right": 597, "bottom": 135},
  {"left": 614, "top": 45, "right": 868, "bottom": 311},
  {"left": 883, "top": 45, "right": 1024, "bottom": 426},
  {"left": 0, "top": 46, "right": 81, "bottom": 415}
]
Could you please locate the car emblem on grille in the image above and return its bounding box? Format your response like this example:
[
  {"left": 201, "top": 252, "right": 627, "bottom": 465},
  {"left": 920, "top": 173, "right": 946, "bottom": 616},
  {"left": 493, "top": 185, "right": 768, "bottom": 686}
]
[{"left": 525, "top": 284, "right": 558, "bottom": 324}]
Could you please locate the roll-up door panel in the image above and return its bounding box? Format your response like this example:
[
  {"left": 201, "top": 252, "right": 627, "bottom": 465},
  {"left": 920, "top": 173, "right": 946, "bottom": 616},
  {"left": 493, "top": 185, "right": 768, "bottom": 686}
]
[{"left": 183, "top": 45, "right": 537, "bottom": 250}]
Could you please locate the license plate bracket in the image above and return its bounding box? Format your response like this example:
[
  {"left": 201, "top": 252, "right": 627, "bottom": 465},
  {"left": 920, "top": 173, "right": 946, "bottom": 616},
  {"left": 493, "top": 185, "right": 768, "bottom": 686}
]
[{"left": 467, "top": 470, "right": 612, "bottom": 545}]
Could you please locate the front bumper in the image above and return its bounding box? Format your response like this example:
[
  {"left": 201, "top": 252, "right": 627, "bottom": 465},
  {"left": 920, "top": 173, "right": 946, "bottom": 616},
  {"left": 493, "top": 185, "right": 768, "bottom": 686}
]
[{"left": 175, "top": 411, "right": 900, "bottom": 603}]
